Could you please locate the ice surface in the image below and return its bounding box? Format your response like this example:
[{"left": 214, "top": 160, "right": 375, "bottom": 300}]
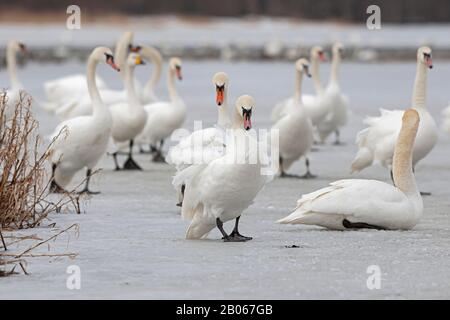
[{"left": 0, "top": 60, "right": 449, "bottom": 299}]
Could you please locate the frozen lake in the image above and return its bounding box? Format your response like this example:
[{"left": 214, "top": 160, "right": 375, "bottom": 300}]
[{"left": 1, "top": 60, "right": 450, "bottom": 299}]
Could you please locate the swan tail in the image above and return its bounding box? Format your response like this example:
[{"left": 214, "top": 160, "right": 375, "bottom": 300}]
[{"left": 277, "top": 209, "right": 309, "bottom": 225}]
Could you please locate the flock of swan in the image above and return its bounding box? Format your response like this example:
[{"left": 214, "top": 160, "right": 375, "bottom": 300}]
[{"left": 1, "top": 31, "right": 449, "bottom": 242}]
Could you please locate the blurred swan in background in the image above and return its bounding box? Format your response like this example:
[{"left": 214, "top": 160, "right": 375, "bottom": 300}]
[
  {"left": 278, "top": 109, "right": 423, "bottom": 230},
  {"left": 271, "top": 58, "right": 315, "bottom": 178},
  {"left": 48, "top": 47, "right": 120, "bottom": 194},
  {"left": 135, "top": 57, "right": 186, "bottom": 162},
  {"left": 316, "top": 42, "right": 349, "bottom": 144}
]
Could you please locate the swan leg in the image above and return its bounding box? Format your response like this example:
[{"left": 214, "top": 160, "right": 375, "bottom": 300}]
[
  {"left": 333, "top": 130, "right": 345, "bottom": 145},
  {"left": 176, "top": 184, "right": 185, "bottom": 207},
  {"left": 342, "top": 219, "right": 386, "bottom": 230},
  {"left": 228, "top": 216, "right": 252, "bottom": 241},
  {"left": 279, "top": 157, "right": 299, "bottom": 178},
  {"left": 112, "top": 152, "right": 121, "bottom": 171},
  {"left": 77, "top": 169, "right": 100, "bottom": 195},
  {"left": 123, "top": 140, "right": 143, "bottom": 170},
  {"left": 49, "top": 163, "right": 66, "bottom": 193},
  {"left": 300, "top": 158, "right": 317, "bottom": 179},
  {"left": 411, "top": 167, "right": 431, "bottom": 196}
]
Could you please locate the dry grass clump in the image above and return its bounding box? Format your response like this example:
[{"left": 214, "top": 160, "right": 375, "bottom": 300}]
[{"left": 1, "top": 91, "right": 80, "bottom": 276}]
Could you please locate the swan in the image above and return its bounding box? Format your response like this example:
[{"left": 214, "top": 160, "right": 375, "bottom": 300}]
[
  {"left": 271, "top": 58, "right": 315, "bottom": 178},
  {"left": 1, "top": 40, "right": 27, "bottom": 121},
  {"left": 135, "top": 57, "right": 186, "bottom": 162},
  {"left": 351, "top": 47, "right": 437, "bottom": 180},
  {"left": 54, "top": 44, "right": 162, "bottom": 121},
  {"left": 278, "top": 109, "right": 423, "bottom": 230},
  {"left": 49, "top": 47, "right": 120, "bottom": 194},
  {"left": 316, "top": 42, "right": 349, "bottom": 144},
  {"left": 109, "top": 52, "right": 147, "bottom": 171},
  {"left": 178, "top": 95, "right": 268, "bottom": 241},
  {"left": 43, "top": 32, "right": 133, "bottom": 112},
  {"left": 271, "top": 46, "right": 329, "bottom": 127},
  {"left": 167, "top": 72, "right": 231, "bottom": 206}
]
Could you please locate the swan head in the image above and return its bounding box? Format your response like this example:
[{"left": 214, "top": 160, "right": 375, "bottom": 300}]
[
  {"left": 311, "top": 46, "right": 326, "bottom": 62},
  {"left": 212, "top": 72, "right": 228, "bottom": 106},
  {"left": 93, "top": 47, "right": 120, "bottom": 72},
  {"left": 170, "top": 57, "right": 183, "bottom": 81},
  {"left": 8, "top": 40, "right": 27, "bottom": 54},
  {"left": 235, "top": 95, "right": 254, "bottom": 131},
  {"left": 295, "top": 58, "right": 311, "bottom": 78},
  {"left": 332, "top": 42, "right": 344, "bottom": 57},
  {"left": 417, "top": 46, "right": 433, "bottom": 69},
  {"left": 128, "top": 43, "right": 142, "bottom": 53},
  {"left": 126, "top": 52, "right": 145, "bottom": 67}
]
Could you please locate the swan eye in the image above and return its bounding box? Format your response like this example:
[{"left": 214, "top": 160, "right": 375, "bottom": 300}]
[{"left": 129, "top": 44, "right": 141, "bottom": 53}]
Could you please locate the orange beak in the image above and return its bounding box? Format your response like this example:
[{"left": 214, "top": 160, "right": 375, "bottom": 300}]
[
  {"left": 216, "top": 87, "right": 224, "bottom": 106},
  {"left": 426, "top": 56, "right": 433, "bottom": 69},
  {"left": 318, "top": 51, "right": 326, "bottom": 62},
  {"left": 107, "top": 56, "right": 120, "bottom": 72}
]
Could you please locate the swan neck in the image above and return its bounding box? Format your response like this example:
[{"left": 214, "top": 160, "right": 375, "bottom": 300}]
[
  {"left": 7, "top": 46, "right": 21, "bottom": 88},
  {"left": 86, "top": 55, "right": 104, "bottom": 117},
  {"left": 217, "top": 89, "right": 230, "bottom": 128},
  {"left": 168, "top": 68, "right": 180, "bottom": 102},
  {"left": 392, "top": 123, "right": 419, "bottom": 196},
  {"left": 412, "top": 61, "right": 427, "bottom": 109},
  {"left": 293, "top": 69, "right": 304, "bottom": 103},
  {"left": 124, "top": 64, "right": 140, "bottom": 107},
  {"left": 144, "top": 52, "right": 162, "bottom": 94},
  {"left": 311, "top": 57, "right": 323, "bottom": 94},
  {"left": 329, "top": 53, "right": 341, "bottom": 85}
]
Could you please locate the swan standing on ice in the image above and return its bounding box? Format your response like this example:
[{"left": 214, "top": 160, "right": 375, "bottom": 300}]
[
  {"left": 317, "top": 42, "right": 349, "bottom": 144},
  {"left": 110, "top": 53, "right": 147, "bottom": 171},
  {"left": 271, "top": 46, "right": 327, "bottom": 125},
  {"left": 278, "top": 109, "right": 423, "bottom": 230},
  {"left": 179, "top": 95, "right": 268, "bottom": 241},
  {"left": 271, "top": 58, "right": 315, "bottom": 178},
  {"left": 136, "top": 57, "right": 186, "bottom": 162},
  {"left": 167, "top": 72, "right": 231, "bottom": 206},
  {"left": 49, "top": 47, "right": 120, "bottom": 194},
  {"left": 1, "top": 40, "right": 27, "bottom": 121},
  {"left": 351, "top": 47, "right": 437, "bottom": 190}
]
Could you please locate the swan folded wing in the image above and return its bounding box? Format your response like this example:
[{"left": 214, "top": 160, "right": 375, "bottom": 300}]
[
  {"left": 271, "top": 98, "right": 291, "bottom": 122},
  {"left": 286, "top": 179, "right": 411, "bottom": 224}
]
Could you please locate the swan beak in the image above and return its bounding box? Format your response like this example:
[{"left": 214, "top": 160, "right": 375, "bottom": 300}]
[
  {"left": 19, "top": 43, "right": 27, "bottom": 53},
  {"left": 216, "top": 85, "right": 224, "bottom": 106},
  {"left": 319, "top": 51, "right": 326, "bottom": 62},
  {"left": 243, "top": 108, "right": 252, "bottom": 130},
  {"left": 175, "top": 66, "right": 183, "bottom": 80},
  {"left": 426, "top": 57, "right": 433, "bottom": 69},
  {"left": 304, "top": 65, "right": 312, "bottom": 78},
  {"left": 107, "top": 56, "right": 120, "bottom": 72},
  {"left": 135, "top": 55, "right": 145, "bottom": 65}
]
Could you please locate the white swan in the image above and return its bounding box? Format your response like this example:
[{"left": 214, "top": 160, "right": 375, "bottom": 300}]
[
  {"left": 179, "top": 95, "right": 268, "bottom": 241},
  {"left": 136, "top": 57, "right": 186, "bottom": 162},
  {"left": 55, "top": 44, "right": 162, "bottom": 121},
  {"left": 43, "top": 32, "right": 133, "bottom": 112},
  {"left": 316, "top": 42, "right": 349, "bottom": 144},
  {"left": 351, "top": 46, "right": 437, "bottom": 177},
  {"left": 271, "top": 46, "right": 329, "bottom": 127},
  {"left": 109, "top": 52, "right": 147, "bottom": 171},
  {"left": 167, "top": 72, "right": 231, "bottom": 206},
  {"left": 49, "top": 47, "right": 120, "bottom": 194},
  {"left": 1, "top": 40, "right": 27, "bottom": 121},
  {"left": 278, "top": 109, "right": 423, "bottom": 230},
  {"left": 271, "top": 58, "right": 315, "bottom": 178}
]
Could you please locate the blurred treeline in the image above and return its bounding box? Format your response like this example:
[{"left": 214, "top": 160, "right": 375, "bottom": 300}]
[{"left": 1, "top": 0, "right": 450, "bottom": 23}]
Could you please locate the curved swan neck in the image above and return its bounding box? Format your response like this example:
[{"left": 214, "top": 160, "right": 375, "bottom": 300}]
[
  {"left": 7, "top": 45, "right": 21, "bottom": 88},
  {"left": 392, "top": 120, "right": 419, "bottom": 196},
  {"left": 329, "top": 52, "right": 341, "bottom": 85},
  {"left": 124, "top": 63, "right": 140, "bottom": 108},
  {"left": 232, "top": 110, "right": 244, "bottom": 130},
  {"left": 411, "top": 60, "right": 428, "bottom": 109},
  {"left": 293, "top": 69, "right": 304, "bottom": 104},
  {"left": 168, "top": 68, "right": 180, "bottom": 102},
  {"left": 311, "top": 57, "right": 324, "bottom": 94},
  {"left": 143, "top": 50, "right": 162, "bottom": 95},
  {"left": 86, "top": 55, "right": 105, "bottom": 117}
]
